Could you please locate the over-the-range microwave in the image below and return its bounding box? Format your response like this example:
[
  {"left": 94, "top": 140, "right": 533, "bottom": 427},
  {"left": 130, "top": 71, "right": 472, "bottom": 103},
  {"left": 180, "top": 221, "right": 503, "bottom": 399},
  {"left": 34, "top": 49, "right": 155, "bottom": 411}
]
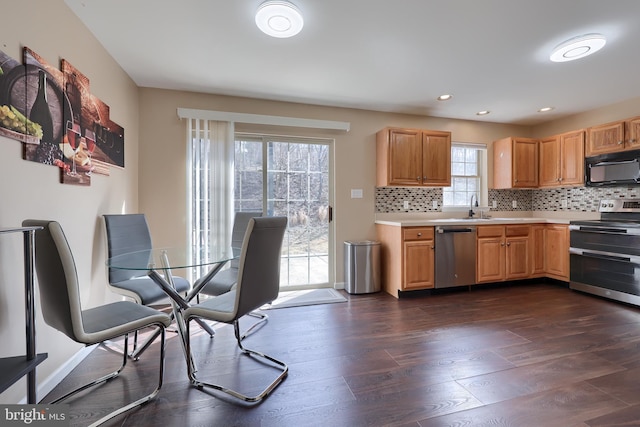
[{"left": 586, "top": 149, "right": 640, "bottom": 186}]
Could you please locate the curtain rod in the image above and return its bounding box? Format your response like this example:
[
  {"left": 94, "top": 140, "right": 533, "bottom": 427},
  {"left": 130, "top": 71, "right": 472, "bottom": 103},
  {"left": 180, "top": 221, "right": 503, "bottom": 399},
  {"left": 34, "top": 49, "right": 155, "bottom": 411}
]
[{"left": 177, "top": 108, "right": 350, "bottom": 132}]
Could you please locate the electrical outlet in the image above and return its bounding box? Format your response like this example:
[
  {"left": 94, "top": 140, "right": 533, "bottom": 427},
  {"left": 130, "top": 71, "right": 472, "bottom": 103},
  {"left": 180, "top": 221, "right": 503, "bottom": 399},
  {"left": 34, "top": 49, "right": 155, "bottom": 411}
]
[
  {"left": 403, "top": 201, "right": 410, "bottom": 209},
  {"left": 432, "top": 200, "right": 438, "bottom": 209},
  {"left": 561, "top": 199, "right": 568, "bottom": 208},
  {"left": 492, "top": 200, "right": 497, "bottom": 209},
  {"left": 512, "top": 200, "right": 518, "bottom": 208}
]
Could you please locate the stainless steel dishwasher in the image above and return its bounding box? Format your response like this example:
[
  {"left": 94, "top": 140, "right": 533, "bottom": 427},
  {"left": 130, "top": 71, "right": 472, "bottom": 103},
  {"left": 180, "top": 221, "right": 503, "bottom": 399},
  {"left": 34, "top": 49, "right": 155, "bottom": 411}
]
[{"left": 435, "top": 225, "right": 477, "bottom": 288}]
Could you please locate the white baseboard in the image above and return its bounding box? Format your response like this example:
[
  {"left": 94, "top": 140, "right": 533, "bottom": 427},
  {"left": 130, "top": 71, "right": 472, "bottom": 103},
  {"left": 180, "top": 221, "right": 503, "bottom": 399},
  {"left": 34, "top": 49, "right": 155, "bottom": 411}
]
[{"left": 20, "top": 344, "right": 97, "bottom": 404}]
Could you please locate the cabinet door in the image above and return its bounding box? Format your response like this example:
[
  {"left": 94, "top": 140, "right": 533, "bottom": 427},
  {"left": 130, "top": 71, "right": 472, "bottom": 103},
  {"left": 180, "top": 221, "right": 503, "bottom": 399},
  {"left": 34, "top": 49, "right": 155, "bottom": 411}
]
[
  {"left": 476, "top": 237, "right": 505, "bottom": 283},
  {"left": 403, "top": 240, "right": 434, "bottom": 289},
  {"left": 513, "top": 138, "right": 539, "bottom": 187},
  {"left": 545, "top": 225, "right": 569, "bottom": 280},
  {"left": 422, "top": 132, "right": 451, "bottom": 186},
  {"left": 587, "top": 121, "right": 625, "bottom": 156},
  {"left": 560, "top": 131, "right": 584, "bottom": 186},
  {"left": 530, "top": 224, "right": 546, "bottom": 277},
  {"left": 388, "top": 129, "right": 422, "bottom": 186},
  {"left": 539, "top": 136, "right": 560, "bottom": 187},
  {"left": 626, "top": 116, "right": 640, "bottom": 151},
  {"left": 505, "top": 236, "right": 529, "bottom": 279}
]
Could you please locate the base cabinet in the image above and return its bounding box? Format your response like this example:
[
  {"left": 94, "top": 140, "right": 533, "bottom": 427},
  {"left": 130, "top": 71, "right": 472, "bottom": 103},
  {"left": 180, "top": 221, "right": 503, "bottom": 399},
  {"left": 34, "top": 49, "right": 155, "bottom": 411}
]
[
  {"left": 545, "top": 224, "right": 569, "bottom": 280},
  {"left": 477, "top": 225, "right": 530, "bottom": 283},
  {"left": 376, "top": 224, "right": 434, "bottom": 297}
]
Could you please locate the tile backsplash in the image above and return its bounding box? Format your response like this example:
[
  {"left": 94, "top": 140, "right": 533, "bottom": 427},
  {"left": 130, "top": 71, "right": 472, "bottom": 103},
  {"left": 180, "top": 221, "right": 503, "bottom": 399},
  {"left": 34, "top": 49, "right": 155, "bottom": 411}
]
[{"left": 375, "top": 186, "right": 640, "bottom": 213}]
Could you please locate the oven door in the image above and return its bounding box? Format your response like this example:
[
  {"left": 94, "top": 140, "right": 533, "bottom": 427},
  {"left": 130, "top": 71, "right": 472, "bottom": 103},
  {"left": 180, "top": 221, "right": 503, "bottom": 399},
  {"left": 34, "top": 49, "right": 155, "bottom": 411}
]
[{"left": 570, "top": 224, "right": 640, "bottom": 305}]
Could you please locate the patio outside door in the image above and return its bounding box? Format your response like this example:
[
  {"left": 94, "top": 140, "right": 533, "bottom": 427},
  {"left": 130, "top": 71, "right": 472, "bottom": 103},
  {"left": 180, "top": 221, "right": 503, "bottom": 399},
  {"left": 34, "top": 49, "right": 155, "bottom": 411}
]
[{"left": 235, "top": 134, "right": 332, "bottom": 290}]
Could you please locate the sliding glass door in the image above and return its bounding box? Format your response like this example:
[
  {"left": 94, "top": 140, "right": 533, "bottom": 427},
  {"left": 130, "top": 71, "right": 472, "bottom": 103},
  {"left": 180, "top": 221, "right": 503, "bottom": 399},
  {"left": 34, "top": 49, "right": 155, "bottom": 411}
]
[{"left": 235, "top": 134, "right": 332, "bottom": 289}]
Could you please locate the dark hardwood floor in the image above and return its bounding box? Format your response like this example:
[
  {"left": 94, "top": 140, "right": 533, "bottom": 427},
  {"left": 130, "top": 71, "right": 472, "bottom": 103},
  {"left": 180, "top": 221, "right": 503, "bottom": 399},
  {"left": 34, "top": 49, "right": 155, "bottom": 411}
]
[{"left": 45, "top": 282, "right": 640, "bottom": 426}]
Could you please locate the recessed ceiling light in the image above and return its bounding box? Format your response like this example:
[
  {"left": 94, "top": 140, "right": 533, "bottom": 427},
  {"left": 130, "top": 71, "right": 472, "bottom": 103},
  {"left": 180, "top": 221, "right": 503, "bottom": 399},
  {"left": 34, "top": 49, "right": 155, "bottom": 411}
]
[
  {"left": 550, "top": 33, "right": 606, "bottom": 62},
  {"left": 476, "top": 110, "right": 490, "bottom": 116},
  {"left": 255, "top": 1, "right": 304, "bottom": 38},
  {"left": 538, "top": 107, "right": 554, "bottom": 113},
  {"left": 437, "top": 94, "right": 452, "bottom": 101}
]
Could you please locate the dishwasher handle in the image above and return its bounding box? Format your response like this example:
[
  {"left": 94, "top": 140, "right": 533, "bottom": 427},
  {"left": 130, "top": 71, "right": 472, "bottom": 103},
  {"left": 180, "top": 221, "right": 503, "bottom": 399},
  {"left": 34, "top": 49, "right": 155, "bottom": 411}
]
[{"left": 436, "top": 227, "right": 475, "bottom": 234}]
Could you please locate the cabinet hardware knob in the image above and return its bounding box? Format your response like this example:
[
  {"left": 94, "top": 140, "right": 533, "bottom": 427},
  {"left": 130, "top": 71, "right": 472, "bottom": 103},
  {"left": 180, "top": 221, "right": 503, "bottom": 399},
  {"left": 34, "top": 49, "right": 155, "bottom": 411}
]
[
  {"left": 618, "top": 140, "right": 624, "bottom": 145},
  {"left": 417, "top": 232, "right": 422, "bottom": 237},
  {"left": 630, "top": 139, "right": 637, "bottom": 143},
  {"left": 416, "top": 177, "right": 420, "bottom": 181},
  {"left": 501, "top": 242, "right": 505, "bottom": 246},
  {"left": 507, "top": 242, "right": 511, "bottom": 246}
]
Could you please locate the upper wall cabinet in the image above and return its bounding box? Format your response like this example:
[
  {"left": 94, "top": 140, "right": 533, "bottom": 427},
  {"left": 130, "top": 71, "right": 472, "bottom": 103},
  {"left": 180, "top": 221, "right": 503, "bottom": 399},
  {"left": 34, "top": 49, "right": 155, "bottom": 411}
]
[
  {"left": 586, "top": 116, "right": 640, "bottom": 156},
  {"left": 376, "top": 127, "right": 451, "bottom": 187},
  {"left": 539, "top": 130, "right": 584, "bottom": 188},
  {"left": 493, "top": 137, "right": 539, "bottom": 189}
]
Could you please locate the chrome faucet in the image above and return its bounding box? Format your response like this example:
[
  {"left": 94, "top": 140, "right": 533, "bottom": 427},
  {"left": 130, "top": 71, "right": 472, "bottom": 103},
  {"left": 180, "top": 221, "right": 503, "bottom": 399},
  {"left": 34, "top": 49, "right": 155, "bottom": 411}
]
[{"left": 469, "top": 194, "right": 478, "bottom": 218}]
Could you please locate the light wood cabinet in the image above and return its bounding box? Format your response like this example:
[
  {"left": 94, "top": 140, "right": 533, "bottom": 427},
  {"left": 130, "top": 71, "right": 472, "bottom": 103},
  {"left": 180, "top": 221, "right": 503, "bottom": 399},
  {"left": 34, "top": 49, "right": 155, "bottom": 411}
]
[
  {"left": 539, "top": 130, "right": 584, "bottom": 187},
  {"left": 376, "top": 127, "right": 451, "bottom": 187},
  {"left": 586, "top": 116, "right": 640, "bottom": 156},
  {"left": 376, "top": 224, "right": 434, "bottom": 297},
  {"left": 493, "top": 137, "right": 539, "bottom": 188},
  {"left": 477, "top": 225, "right": 530, "bottom": 283},
  {"left": 530, "top": 224, "right": 546, "bottom": 277},
  {"left": 544, "top": 224, "right": 569, "bottom": 281}
]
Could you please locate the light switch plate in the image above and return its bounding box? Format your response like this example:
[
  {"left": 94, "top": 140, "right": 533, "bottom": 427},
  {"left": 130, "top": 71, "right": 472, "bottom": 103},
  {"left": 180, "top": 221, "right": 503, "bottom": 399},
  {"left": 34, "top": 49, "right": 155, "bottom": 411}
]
[
  {"left": 351, "top": 189, "right": 363, "bottom": 199},
  {"left": 492, "top": 200, "right": 497, "bottom": 209},
  {"left": 512, "top": 200, "right": 518, "bottom": 208}
]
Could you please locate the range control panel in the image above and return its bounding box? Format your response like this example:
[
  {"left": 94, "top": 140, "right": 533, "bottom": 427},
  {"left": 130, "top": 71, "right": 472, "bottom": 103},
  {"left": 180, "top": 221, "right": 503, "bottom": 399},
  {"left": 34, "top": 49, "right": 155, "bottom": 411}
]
[{"left": 599, "top": 199, "right": 640, "bottom": 212}]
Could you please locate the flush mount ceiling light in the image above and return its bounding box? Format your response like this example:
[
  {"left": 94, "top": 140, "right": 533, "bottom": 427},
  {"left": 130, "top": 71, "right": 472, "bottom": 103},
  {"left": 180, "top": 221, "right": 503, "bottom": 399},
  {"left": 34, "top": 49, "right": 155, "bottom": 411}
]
[
  {"left": 476, "top": 110, "right": 491, "bottom": 116},
  {"left": 437, "top": 94, "right": 452, "bottom": 101},
  {"left": 550, "top": 33, "right": 606, "bottom": 62},
  {"left": 538, "top": 107, "right": 555, "bottom": 113},
  {"left": 255, "top": 1, "right": 304, "bottom": 38}
]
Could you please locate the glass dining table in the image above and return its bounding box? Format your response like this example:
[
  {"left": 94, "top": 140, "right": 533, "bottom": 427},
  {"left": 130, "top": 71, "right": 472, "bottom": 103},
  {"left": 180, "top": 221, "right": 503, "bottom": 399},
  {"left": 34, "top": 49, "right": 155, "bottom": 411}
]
[{"left": 107, "top": 247, "right": 236, "bottom": 370}]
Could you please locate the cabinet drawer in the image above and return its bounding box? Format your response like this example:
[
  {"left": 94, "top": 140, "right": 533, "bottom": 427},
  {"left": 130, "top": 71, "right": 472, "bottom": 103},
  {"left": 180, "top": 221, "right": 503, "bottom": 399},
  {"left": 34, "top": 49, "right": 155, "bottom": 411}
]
[
  {"left": 506, "top": 225, "right": 530, "bottom": 237},
  {"left": 477, "top": 225, "right": 503, "bottom": 238},
  {"left": 403, "top": 227, "right": 434, "bottom": 241}
]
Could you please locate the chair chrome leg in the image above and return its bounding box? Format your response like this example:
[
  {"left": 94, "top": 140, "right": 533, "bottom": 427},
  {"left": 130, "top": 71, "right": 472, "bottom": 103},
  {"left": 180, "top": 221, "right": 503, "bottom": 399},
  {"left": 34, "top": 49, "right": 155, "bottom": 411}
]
[
  {"left": 240, "top": 310, "right": 269, "bottom": 340},
  {"left": 49, "top": 325, "right": 166, "bottom": 427},
  {"left": 186, "top": 319, "right": 288, "bottom": 403}
]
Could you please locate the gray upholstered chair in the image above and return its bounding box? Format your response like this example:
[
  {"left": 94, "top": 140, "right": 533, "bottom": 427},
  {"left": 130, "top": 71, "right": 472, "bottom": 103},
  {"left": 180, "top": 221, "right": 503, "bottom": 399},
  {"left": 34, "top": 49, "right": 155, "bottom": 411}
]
[
  {"left": 23, "top": 219, "right": 171, "bottom": 427},
  {"left": 104, "top": 213, "right": 193, "bottom": 358},
  {"left": 184, "top": 216, "right": 288, "bottom": 403},
  {"left": 192, "top": 211, "right": 267, "bottom": 338},
  {"left": 103, "top": 213, "right": 190, "bottom": 305}
]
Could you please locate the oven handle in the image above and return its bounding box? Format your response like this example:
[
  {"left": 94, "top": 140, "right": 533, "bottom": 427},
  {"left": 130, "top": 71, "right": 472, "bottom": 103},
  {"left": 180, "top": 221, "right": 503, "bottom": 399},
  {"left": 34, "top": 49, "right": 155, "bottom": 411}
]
[
  {"left": 568, "top": 224, "right": 640, "bottom": 236},
  {"left": 570, "top": 247, "right": 640, "bottom": 264}
]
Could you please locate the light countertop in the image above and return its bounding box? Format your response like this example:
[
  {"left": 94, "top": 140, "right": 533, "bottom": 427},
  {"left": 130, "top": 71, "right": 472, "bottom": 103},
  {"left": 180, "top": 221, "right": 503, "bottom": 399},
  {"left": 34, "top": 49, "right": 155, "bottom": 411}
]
[{"left": 375, "top": 216, "right": 572, "bottom": 227}]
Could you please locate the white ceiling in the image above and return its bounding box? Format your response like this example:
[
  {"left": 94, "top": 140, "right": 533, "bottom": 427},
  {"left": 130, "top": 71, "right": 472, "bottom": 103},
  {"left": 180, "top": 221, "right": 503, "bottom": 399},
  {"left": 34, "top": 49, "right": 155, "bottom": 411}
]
[{"left": 64, "top": 0, "right": 640, "bottom": 126}]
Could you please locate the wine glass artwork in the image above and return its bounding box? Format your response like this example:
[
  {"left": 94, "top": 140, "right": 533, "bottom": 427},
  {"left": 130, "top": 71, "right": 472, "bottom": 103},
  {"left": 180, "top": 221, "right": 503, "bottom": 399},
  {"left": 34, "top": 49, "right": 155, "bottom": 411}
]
[
  {"left": 85, "top": 128, "right": 96, "bottom": 175},
  {"left": 65, "top": 120, "right": 81, "bottom": 176}
]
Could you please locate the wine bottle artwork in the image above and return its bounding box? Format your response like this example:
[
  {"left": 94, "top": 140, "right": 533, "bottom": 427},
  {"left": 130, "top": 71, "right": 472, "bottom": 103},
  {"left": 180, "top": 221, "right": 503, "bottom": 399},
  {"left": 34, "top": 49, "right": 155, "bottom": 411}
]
[{"left": 29, "top": 69, "right": 54, "bottom": 144}]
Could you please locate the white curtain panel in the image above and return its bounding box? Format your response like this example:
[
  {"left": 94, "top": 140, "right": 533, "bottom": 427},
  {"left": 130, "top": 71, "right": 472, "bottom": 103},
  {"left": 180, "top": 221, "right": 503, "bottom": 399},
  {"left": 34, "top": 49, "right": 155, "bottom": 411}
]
[{"left": 186, "top": 119, "right": 235, "bottom": 281}]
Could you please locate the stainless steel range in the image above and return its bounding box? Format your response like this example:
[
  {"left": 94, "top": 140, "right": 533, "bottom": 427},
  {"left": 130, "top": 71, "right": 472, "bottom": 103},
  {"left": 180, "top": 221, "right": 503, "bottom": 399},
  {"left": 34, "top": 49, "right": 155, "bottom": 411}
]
[{"left": 570, "top": 198, "right": 640, "bottom": 306}]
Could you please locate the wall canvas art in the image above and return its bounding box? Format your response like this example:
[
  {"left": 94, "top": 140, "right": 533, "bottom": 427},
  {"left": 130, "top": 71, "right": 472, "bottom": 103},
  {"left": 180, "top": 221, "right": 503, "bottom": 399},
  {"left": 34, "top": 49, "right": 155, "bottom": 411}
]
[{"left": 0, "top": 47, "right": 125, "bottom": 186}]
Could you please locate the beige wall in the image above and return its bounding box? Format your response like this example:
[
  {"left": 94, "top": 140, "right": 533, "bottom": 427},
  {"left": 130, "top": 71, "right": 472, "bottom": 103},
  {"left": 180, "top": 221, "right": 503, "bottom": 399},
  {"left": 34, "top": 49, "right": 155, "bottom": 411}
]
[
  {"left": 532, "top": 97, "right": 640, "bottom": 138},
  {"left": 0, "top": 0, "right": 139, "bottom": 403}
]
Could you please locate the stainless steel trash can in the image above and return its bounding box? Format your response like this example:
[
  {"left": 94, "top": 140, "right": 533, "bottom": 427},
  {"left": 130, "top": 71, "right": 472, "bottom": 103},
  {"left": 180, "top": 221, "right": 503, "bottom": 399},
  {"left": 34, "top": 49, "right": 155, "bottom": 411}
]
[{"left": 344, "top": 240, "right": 381, "bottom": 294}]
